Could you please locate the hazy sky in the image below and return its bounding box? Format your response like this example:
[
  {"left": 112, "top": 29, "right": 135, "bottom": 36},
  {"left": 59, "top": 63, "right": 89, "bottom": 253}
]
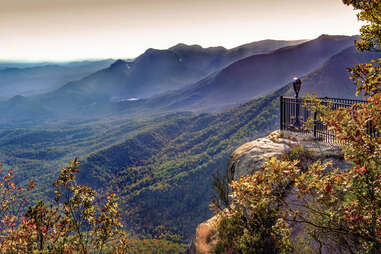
[{"left": 0, "top": 0, "right": 362, "bottom": 61}]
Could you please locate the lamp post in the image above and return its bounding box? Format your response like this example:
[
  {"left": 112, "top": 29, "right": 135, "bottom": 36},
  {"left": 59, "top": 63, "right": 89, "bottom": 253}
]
[{"left": 293, "top": 77, "right": 302, "bottom": 128}]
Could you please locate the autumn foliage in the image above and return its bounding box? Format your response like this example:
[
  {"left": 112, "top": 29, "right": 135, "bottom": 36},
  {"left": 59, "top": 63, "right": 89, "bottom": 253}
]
[{"left": 0, "top": 158, "right": 128, "bottom": 253}]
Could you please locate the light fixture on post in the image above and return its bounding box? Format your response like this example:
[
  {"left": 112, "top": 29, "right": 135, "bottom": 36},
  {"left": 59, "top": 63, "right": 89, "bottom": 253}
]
[
  {"left": 293, "top": 77, "right": 302, "bottom": 128},
  {"left": 293, "top": 77, "right": 302, "bottom": 99}
]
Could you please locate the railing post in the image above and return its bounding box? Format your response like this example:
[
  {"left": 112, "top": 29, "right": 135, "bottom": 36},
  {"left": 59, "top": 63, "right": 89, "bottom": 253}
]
[
  {"left": 295, "top": 98, "right": 300, "bottom": 128},
  {"left": 280, "top": 96, "right": 284, "bottom": 130},
  {"left": 313, "top": 111, "right": 317, "bottom": 138},
  {"left": 280, "top": 95, "right": 369, "bottom": 143}
]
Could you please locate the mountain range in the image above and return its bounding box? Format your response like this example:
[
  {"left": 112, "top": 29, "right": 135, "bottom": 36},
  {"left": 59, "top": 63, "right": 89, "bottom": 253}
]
[
  {"left": 0, "top": 59, "right": 114, "bottom": 99},
  {"left": 34, "top": 39, "right": 305, "bottom": 115},
  {"left": 124, "top": 35, "right": 359, "bottom": 112},
  {"left": 1, "top": 35, "right": 371, "bottom": 125},
  {"left": 0, "top": 39, "right": 305, "bottom": 123},
  {"left": 115, "top": 35, "right": 376, "bottom": 115},
  {"left": 52, "top": 39, "right": 305, "bottom": 101}
]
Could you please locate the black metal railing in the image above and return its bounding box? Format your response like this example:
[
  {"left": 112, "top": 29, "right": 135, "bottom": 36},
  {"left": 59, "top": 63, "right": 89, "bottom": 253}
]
[{"left": 280, "top": 96, "right": 374, "bottom": 143}]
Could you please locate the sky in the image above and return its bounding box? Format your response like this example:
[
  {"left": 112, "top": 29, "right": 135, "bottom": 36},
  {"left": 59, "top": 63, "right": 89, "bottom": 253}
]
[{"left": 0, "top": 0, "right": 363, "bottom": 61}]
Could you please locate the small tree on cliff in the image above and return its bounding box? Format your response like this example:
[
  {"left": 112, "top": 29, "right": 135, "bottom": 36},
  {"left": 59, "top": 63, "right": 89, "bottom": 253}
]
[{"left": 212, "top": 1, "right": 380, "bottom": 253}]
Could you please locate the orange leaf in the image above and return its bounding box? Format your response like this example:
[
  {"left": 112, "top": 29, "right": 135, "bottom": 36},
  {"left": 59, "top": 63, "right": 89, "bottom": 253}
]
[{"left": 28, "top": 180, "right": 34, "bottom": 189}]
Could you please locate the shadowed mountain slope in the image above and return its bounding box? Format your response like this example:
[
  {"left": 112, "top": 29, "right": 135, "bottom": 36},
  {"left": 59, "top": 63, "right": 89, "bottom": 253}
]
[
  {"left": 114, "top": 35, "right": 360, "bottom": 115},
  {"left": 153, "top": 35, "right": 358, "bottom": 112},
  {"left": 300, "top": 46, "right": 381, "bottom": 98}
]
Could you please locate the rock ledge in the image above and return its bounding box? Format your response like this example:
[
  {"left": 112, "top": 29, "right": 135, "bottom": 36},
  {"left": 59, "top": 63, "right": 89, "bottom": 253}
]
[{"left": 188, "top": 130, "right": 349, "bottom": 254}]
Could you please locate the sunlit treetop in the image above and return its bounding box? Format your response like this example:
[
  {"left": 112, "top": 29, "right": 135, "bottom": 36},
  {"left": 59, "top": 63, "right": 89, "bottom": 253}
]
[{"left": 344, "top": 0, "right": 381, "bottom": 51}]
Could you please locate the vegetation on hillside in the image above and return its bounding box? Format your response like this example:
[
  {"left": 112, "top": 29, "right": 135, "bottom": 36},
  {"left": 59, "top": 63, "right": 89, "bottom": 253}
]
[
  {"left": 0, "top": 158, "right": 189, "bottom": 253},
  {"left": 0, "top": 83, "right": 287, "bottom": 244},
  {"left": 211, "top": 1, "right": 381, "bottom": 253},
  {"left": 78, "top": 86, "right": 288, "bottom": 240}
]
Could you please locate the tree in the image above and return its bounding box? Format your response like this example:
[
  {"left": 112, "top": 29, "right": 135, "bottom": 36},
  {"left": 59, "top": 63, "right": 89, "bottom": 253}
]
[
  {"left": 0, "top": 158, "right": 129, "bottom": 253},
  {"left": 344, "top": 0, "right": 381, "bottom": 53},
  {"left": 0, "top": 167, "right": 34, "bottom": 251},
  {"left": 212, "top": 158, "right": 296, "bottom": 254}
]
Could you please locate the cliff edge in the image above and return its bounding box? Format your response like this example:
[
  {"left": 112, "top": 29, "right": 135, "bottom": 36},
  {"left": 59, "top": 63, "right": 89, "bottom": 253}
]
[{"left": 188, "top": 130, "right": 351, "bottom": 254}]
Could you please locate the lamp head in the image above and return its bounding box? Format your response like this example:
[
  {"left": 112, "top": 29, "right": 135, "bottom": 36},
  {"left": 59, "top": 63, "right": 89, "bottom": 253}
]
[{"left": 293, "top": 77, "right": 302, "bottom": 98}]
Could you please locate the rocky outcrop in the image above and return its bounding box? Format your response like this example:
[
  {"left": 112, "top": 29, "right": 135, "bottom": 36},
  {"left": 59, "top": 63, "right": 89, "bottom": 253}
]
[
  {"left": 187, "top": 216, "right": 218, "bottom": 254},
  {"left": 227, "top": 131, "right": 295, "bottom": 181},
  {"left": 188, "top": 130, "right": 351, "bottom": 254}
]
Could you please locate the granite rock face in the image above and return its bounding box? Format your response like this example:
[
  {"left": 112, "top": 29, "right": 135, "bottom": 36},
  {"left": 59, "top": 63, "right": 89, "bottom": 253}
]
[
  {"left": 188, "top": 130, "right": 351, "bottom": 254},
  {"left": 227, "top": 131, "right": 295, "bottom": 180}
]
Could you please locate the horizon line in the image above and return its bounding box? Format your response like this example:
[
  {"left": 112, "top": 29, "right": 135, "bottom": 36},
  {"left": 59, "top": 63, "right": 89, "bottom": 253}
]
[{"left": 0, "top": 34, "right": 358, "bottom": 63}]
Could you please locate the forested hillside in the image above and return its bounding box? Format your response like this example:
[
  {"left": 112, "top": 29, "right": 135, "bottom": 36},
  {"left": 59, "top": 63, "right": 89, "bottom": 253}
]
[
  {"left": 78, "top": 85, "right": 291, "bottom": 239},
  {"left": 0, "top": 84, "right": 290, "bottom": 242}
]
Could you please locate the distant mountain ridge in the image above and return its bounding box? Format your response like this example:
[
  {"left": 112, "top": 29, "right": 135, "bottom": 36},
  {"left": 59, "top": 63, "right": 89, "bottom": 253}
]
[
  {"left": 48, "top": 39, "right": 305, "bottom": 102},
  {"left": 0, "top": 38, "right": 306, "bottom": 123},
  {"left": 0, "top": 35, "right": 366, "bottom": 125},
  {"left": 0, "top": 59, "right": 118, "bottom": 70},
  {"left": 43, "top": 35, "right": 356, "bottom": 114},
  {"left": 0, "top": 59, "right": 114, "bottom": 99},
  {"left": 114, "top": 35, "right": 362, "bottom": 114},
  {"left": 152, "top": 35, "right": 358, "bottom": 112}
]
